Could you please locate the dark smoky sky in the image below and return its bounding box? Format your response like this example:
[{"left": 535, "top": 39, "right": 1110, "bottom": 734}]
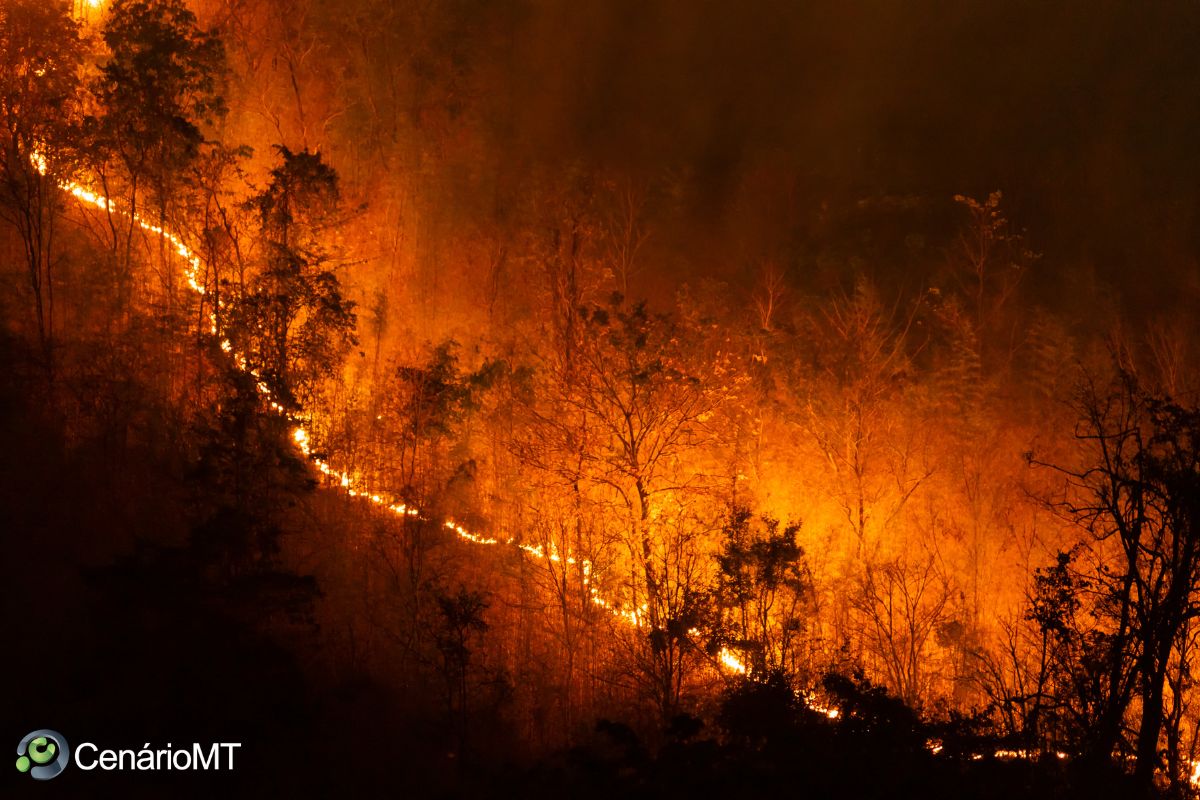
[{"left": 472, "top": 0, "right": 1200, "bottom": 310}]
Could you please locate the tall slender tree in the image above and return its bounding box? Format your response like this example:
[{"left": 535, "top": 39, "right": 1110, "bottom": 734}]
[
  {"left": 89, "top": 0, "right": 226, "bottom": 307},
  {"left": 229, "top": 146, "right": 356, "bottom": 410},
  {"left": 0, "top": 0, "right": 84, "bottom": 371}
]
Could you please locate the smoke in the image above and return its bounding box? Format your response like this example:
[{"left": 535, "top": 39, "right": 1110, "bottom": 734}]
[{"left": 466, "top": 0, "right": 1200, "bottom": 308}]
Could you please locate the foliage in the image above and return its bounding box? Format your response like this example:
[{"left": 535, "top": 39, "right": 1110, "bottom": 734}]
[
  {"left": 91, "top": 0, "right": 226, "bottom": 184},
  {"left": 715, "top": 507, "right": 811, "bottom": 678},
  {"left": 0, "top": 0, "right": 84, "bottom": 362},
  {"left": 227, "top": 146, "right": 357, "bottom": 408}
]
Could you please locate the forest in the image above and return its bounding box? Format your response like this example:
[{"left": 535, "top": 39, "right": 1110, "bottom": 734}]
[{"left": 3, "top": 0, "right": 1200, "bottom": 797}]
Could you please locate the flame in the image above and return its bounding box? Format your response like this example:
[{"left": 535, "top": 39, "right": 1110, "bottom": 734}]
[
  {"left": 928, "top": 742, "right": 1070, "bottom": 762},
  {"left": 718, "top": 648, "right": 747, "bottom": 674},
  {"left": 796, "top": 691, "right": 839, "bottom": 719},
  {"left": 993, "top": 749, "right": 1030, "bottom": 760}
]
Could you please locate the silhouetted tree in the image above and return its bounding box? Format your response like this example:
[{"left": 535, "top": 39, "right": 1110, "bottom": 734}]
[
  {"left": 0, "top": 0, "right": 83, "bottom": 371},
  {"left": 1032, "top": 369, "right": 1200, "bottom": 791},
  {"left": 229, "top": 146, "right": 356, "bottom": 408},
  {"left": 89, "top": 0, "right": 226, "bottom": 303},
  {"left": 433, "top": 584, "right": 490, "bottom": 754},
  {"left": 715, "top": 507, "right": 812, "bottom": 679},
  {"left": 572, "top": 298, "right": 734, "bottom": 719}
]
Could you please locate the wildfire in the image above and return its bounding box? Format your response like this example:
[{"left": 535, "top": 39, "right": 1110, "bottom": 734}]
[
  {"left": 29, "top": 6, "right": 1200, "bottom": 790},
  {"left": 48, "top": 147, "right": 1166, "bottom": 779},
  {"left": 36, "top": 150, "right": 1109, "bottom": 782},
  {"left": 45, "top": 126, "right": 1186, "bottom": 799}
]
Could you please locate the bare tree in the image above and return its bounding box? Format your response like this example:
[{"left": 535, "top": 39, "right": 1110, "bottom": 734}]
[
  {"left": 853, "top": 553, "right": 953, "bottom": 708},
  {"left": 1031, "top": 368, "right": 1200, "bottom": 790}
]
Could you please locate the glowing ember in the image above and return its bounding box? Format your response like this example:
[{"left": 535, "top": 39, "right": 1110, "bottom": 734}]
[{"left": 797, "top": 692, "right": 840, "bottom": 720}]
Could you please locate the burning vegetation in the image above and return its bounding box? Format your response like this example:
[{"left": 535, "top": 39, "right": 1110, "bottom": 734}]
[{"left": 3, "top": 1, "right": 1200, "bottom": 797}]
